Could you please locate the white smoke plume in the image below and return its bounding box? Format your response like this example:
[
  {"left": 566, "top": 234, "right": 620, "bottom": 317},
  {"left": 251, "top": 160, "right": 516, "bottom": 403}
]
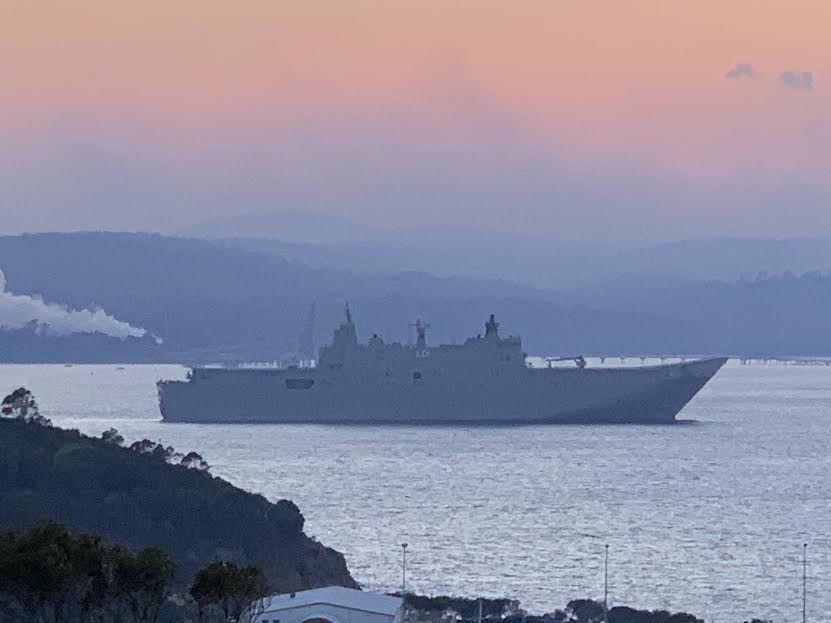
[{"left": 0, "top": 268, "right": 148, "bottom": 339}]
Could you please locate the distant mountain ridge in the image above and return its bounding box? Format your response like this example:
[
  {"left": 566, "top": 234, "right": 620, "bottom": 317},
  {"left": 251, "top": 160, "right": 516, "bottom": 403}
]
[
  {"left": 2, "top": 231, "right": 831, "bottom": 360},
  {"left": 192, "top": 208, "right": 831, "bottom": 287},
  {"left": 0, "top": 232, "right": 559, "bottom": 362}
]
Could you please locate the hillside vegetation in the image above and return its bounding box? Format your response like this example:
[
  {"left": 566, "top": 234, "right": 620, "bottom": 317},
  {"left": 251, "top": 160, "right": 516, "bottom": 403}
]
[{"left": 0, "top": 417, "right": 356, "bottom": 592}]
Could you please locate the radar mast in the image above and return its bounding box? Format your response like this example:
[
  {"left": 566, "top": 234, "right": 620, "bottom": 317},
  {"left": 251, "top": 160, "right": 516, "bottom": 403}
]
[
  {"left": 409, "top": 319, "right": 430, "bottom": 349},
  {"left": 485, "top": 314, "right": 499, "bottom": 338}
]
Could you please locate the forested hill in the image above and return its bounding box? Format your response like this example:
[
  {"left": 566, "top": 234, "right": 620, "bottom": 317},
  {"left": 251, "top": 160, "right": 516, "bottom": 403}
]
[
  {"left": 0, "top": 232, "right": 553, "bottom": 363},
  {"left": 0, "top": 418, "right": 357, "bottom": 591},
  {"left": 3, "top": 231, "right": 831, "bottom": 359}
]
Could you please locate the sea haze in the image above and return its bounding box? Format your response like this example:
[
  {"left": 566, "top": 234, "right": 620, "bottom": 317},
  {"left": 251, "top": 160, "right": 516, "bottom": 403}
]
[{"left": 0, "top": 362, "right": 828, "bottom": 622}]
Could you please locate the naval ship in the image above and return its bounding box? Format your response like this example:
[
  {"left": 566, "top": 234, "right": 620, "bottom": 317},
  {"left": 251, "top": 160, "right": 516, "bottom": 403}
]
[{"left": 158, "top": 307, "right": 726, "bottom": 424}]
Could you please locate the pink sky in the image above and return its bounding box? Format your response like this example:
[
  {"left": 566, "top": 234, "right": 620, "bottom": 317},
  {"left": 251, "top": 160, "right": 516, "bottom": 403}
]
[{"left": 1, "top": 1, "right": 829, "bottom": 239}]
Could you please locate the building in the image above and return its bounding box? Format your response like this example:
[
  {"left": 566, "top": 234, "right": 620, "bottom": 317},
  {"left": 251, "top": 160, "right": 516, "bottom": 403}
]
[{"left": 251, "top": 586, "right": 403, "bottom": 623}]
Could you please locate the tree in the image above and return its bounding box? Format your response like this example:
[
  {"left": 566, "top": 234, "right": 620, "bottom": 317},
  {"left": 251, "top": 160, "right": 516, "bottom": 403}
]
[
  {"left": 1, "top": 387, "right": 51, "bottom": 426},
  {"left": 190, "top": 561, "right": 270, "bottom": 623},
  {"left": 0, "top": 522, "right": 108, "bottom": 623},
  {"left": 548, "top": 609, "right": 569, "bottom": 623},
  {"left": 101, "top": 428, "right": 124, "bottom": 446},
  {"left": 180, "top": 451, "right": 210, "bottom": 472},
  {"left": 128, "top": 440, "right": 210, "bottom": 472},
  {"left": 111, "top": 546, "right": 175, "bottom": 623},
  {"left": 566, "top": 599, "right": 606, "bottom": 623},
  {"left": 0, "top": 523, "right": 174, "bottom": 623},
  {"left": 129, "top": 439, "right": 161, "bottom": 455}
]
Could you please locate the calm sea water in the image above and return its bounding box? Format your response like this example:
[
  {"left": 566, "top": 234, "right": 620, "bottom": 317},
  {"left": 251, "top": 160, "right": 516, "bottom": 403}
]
[{"left": 1, "top": 361, "right": 829, "bottom": 622}]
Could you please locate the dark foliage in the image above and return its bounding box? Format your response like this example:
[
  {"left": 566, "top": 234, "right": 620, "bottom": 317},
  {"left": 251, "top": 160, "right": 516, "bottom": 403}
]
[
  {"left": 402, "top": 594, "right": 521, "bottom": 618},
  {"left": 111, "top": 546, "right": 175, "bottom": 623},
  {"left": 405, "top": 596, "right": 709, "bottom": 623},
  {"left": 180, "top": 451, "right": 210, "bottom": 471},
  {"left": 1, "top": 387, "right": 50, "bottom": 426},
  {"left": 101, "top": 428, "right": 124, "bottom": 446},
  {"left": 190, "top": 561, "right": 270, "bottom": 623},
  {"left": 0, "top": 417, "right": 356, "bottom": 592},
  {"left": 0, "top": 522, "right": 173, "bottom": 623},
  {"left": 126, "top": 439, "right": 210, "bottom": 472},
  {"left": 561, "top": 599, "right": 704, "bottom": 623},
  {"left": 567, "top": 599, "right": 606, "bottom": 622}
]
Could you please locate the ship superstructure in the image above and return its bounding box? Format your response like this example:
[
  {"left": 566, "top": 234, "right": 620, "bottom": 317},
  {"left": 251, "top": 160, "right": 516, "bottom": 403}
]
[{"left": 158, "top": 307, "right": 725, "bottom": 424}]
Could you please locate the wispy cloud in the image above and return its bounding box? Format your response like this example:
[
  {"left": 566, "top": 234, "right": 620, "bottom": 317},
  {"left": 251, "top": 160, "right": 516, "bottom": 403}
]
[
  {"left": 780, "top": 70, "right": 813, "bottom": 90},
  {"left": 725, "top": 63, "right": 754, "bottom": 80}
]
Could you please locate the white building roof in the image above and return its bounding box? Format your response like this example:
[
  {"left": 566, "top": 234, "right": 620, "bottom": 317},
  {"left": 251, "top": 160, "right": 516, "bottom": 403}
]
[{"left": 261, "top": 586, "right": 402, "bottom": 617}]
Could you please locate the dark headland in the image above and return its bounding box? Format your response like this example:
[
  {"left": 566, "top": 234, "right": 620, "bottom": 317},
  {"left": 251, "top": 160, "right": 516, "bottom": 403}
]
[{"left": 0, "top": 416, "right": 356, "bottom": 592}]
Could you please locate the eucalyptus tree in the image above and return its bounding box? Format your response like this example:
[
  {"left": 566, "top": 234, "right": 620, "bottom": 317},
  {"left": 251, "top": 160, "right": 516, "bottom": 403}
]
[
  {"left": 190, "top": 561, "right": 270, "bottom": 623},
  {"left": 0, "top": 523, "right": 175, "bottom": 623}
]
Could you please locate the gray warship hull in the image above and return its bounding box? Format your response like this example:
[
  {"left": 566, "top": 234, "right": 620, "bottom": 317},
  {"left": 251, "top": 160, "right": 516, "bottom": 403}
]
[
  {"left": 159, "top": 358, "right": 726, "bottom": 425},
  {"left": 159, "top": 310, "right": 726, "bottom": 425}
]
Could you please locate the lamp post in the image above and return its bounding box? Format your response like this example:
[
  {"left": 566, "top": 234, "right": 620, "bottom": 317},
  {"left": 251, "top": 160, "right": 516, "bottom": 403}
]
[
  {"left": 401, "top": 543, "right": 408, "bottom": 593},
  {"left": 803, "top": 543, "right": 807, "bottom": 623},
  {"left": 604, "top": 544, "right": 609, "bottom": 623}
]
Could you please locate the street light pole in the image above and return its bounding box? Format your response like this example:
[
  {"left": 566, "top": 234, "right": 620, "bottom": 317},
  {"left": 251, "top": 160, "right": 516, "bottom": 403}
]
[
  {"left": 803, "top": 543, "right": 807, "bottom": 623},
  {"left": 604, "top": 544, "right": 609, "bottom": 623},
  {"left": 401, "top": 543, "right": 408, "bottom": 593}
]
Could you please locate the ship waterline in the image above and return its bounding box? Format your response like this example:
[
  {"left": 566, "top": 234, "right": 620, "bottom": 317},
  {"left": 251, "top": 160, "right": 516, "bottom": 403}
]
[{"left": 157, "top": 310, "right": 726, "bottom": 424}]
